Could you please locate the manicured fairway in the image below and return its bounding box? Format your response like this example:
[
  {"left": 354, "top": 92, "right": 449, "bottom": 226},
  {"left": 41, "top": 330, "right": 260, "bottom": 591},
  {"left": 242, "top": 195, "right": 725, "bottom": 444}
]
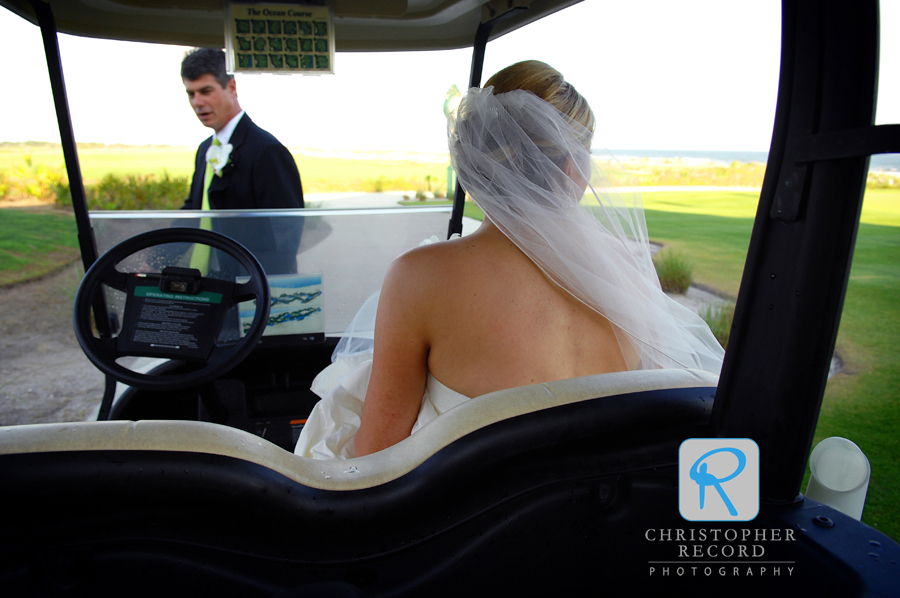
[
  {"left": 642, "top": 188, "right": 900, "bottom": 539},
  {"left": 813, "top": 218, "right": 900, "bottom": 538},
  {"left": 0, "top": 208, "right": 79, "bottom": 286}
]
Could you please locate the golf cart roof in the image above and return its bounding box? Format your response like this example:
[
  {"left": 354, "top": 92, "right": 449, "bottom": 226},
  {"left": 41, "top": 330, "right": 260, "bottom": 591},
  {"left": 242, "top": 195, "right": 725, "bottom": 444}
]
[{"left": 0, "top": 0, "right": 579, "bottom": 50}]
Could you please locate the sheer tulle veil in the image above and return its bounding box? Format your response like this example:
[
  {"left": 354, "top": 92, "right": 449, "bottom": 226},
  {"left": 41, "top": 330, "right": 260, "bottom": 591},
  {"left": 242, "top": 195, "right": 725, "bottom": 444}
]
[
  {"left": 298, "top": 82, "right": 722, "bottom": 458},
  {"left": 447, "top": 86, "right": 724, "bottom": 373},
  {"left": 331, "top": 85, "right": 723, "bottom": 374}
]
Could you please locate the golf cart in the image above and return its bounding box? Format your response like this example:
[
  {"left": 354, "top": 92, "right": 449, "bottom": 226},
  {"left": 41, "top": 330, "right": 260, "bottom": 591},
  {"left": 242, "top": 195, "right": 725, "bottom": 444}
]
[{"left": 1, "top": 0, "right": 899, "bottom": 595}]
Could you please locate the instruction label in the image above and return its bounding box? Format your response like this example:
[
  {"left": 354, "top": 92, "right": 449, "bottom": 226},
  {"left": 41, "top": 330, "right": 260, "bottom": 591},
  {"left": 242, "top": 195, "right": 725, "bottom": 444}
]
[{"left": 119, "top": 284, "right": 225, "bottom": 360}]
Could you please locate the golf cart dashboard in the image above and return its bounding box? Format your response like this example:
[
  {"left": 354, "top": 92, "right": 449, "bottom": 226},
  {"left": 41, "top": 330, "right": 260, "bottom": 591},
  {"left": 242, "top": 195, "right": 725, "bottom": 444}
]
[{"left": 85, "top": 206, "right": 452, "bottom": 448}]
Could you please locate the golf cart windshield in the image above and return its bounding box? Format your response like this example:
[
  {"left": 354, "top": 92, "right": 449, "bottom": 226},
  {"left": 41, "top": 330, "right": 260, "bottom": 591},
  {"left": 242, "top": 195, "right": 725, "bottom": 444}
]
[{"left": 89, "top": 206, "right": 451, "bottom": 341}]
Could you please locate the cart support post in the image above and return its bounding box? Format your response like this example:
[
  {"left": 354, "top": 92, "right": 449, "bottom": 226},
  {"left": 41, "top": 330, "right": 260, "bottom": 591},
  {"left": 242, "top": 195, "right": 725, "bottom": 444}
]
[
  {"left": 712, "top": 0, "right": 885, "bottom": 505},
  {"left": 27, "top": 0, "right": 95, "bottom": 270},
  {"left": 28, "top": 0, "right": 114, "bottom": 354}
]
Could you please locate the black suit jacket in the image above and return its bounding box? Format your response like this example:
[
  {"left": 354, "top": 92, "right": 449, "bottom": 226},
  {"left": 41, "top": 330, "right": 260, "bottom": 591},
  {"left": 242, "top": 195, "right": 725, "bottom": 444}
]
[{"left": 183, "top": 114, "right": 304, "bottom": 275}]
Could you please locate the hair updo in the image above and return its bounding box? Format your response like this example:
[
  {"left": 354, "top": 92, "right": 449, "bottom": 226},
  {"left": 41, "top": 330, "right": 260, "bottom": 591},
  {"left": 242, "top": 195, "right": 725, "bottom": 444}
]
[{"left": 484, "top": 60, "right": 595, "bottom": 138}]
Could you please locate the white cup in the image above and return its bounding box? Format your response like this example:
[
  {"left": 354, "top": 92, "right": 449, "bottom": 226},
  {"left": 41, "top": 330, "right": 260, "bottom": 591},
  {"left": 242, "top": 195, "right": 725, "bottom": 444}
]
[{"left": 805, "top": 437, "right": 870, "bottom": 520}]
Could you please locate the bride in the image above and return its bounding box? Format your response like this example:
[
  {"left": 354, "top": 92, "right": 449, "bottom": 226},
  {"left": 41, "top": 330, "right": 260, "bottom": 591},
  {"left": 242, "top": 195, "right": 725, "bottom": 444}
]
[{"left": 295, "top": 60, "right": 724, "bottom": 459}]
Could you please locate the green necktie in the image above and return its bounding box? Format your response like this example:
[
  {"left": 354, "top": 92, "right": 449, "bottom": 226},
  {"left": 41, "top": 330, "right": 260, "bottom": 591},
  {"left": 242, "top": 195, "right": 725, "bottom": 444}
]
[{"left": 189, "top": 137, "right": 220, "bottom": 274}]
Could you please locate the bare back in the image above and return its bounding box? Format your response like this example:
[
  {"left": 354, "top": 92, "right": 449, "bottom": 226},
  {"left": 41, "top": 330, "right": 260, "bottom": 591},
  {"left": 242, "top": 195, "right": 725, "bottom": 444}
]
[
  {"left": 354, "top": 218, "right": 628, "bottom": 455},
  {"left": 416, "top": 220, "right": 627, "bottom": 398}
]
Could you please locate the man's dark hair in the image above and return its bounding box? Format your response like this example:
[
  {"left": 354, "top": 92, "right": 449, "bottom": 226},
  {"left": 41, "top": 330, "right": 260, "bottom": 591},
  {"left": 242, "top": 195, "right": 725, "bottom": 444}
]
[{"left": 181, "top": 47, "right": 232, "bottom": 88}]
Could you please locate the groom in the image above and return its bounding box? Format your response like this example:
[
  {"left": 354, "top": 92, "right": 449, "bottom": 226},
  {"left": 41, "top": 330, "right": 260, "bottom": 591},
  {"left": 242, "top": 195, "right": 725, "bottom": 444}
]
[{"left": 181, "top": 47, "right": 304, "bottom": 275}]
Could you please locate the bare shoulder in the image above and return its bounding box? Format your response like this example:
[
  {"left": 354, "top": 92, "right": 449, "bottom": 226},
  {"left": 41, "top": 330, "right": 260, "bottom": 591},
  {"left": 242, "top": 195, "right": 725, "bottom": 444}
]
[
  {"left": 384, "top": 236, "right": 472, "bottom": 292},
  {"left": 399, "top": 234, "right": 474, "bottom": 266}
]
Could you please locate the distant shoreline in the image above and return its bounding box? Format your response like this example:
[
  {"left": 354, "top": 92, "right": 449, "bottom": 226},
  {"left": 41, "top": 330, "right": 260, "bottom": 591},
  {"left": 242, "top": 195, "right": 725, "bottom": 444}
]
[
  {"left": 1, "top": 141, "right": 897, "bottom": 172},
  {"left": 605, "top": 148, "right": 900, "bottom": 173}
]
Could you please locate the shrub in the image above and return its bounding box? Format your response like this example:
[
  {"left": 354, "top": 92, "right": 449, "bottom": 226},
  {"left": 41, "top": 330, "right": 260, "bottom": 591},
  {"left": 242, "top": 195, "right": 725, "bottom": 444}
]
[
  {"left": 701, "top": 301, "right": 735, "bottom": 349},
  {"left": 0, "top": 170, "right": 11, "bottom": 199},
  {"left": 615, "top": 158, "right": 767, "bottom": 188},
  {"left": 867, "top": 171, "right": 900, "bottom": 189},
  {"left": 0, "top": 157, "right": 68, "bottom": 203},
  {"left": 653, "top": 248, "right": 693, "bottom": 293},
  {"left": 53, "top": 171, "right": 189, "bottom": 210}
]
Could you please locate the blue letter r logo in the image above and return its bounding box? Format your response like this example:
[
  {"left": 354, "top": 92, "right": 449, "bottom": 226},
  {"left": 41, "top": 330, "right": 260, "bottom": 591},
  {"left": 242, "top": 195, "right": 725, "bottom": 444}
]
[
  {"left": 680, "top": 439, "right": 759, "bottom": 521},
  {"left": 690, "top": 447, "right": 746, "bottom": 516}
]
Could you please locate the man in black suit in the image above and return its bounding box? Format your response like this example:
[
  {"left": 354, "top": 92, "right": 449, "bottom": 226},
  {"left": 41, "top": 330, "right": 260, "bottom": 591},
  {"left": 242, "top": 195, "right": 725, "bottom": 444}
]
[{"left": 181, "top": 47, "right": 304, "bottom": 276}]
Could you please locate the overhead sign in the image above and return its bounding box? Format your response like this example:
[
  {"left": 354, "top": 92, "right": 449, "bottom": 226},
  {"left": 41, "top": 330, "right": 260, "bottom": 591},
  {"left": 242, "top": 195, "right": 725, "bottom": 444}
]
[{"left": 225, "top": 2, "right": 334, "bottom": 74}]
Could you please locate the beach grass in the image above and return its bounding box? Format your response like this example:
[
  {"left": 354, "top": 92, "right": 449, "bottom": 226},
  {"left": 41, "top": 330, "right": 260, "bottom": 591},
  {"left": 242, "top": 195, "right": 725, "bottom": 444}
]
[
  {"left": 700, "top": 301, "right": 736, "bottom": 349},
  {"left": 653, "top": 248, "right": 693, "bottom": 294}
]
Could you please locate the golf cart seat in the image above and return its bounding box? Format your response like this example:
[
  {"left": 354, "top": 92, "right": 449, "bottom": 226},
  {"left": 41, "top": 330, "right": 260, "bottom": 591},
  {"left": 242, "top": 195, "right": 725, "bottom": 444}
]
[
  {"left": 0, "top": 367, "right": 727, "bottom": 595},
  {"left": 0, "top": 369, "right": 892, "bottom": 597},
  {"left": 0, "top": 368, "right": 717, "bottom": 490}
]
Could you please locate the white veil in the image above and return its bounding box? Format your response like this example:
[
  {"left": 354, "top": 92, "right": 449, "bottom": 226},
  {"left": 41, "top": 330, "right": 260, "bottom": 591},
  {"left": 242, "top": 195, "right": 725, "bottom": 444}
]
[{"left": 448, "top": 87, "right": 724, "bottom": 374}]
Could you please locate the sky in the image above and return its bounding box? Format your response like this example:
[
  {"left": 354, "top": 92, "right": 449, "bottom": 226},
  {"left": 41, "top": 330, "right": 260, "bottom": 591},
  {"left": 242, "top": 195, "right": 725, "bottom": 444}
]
[{"left": 1, "top": 1, "right": 897, "bottom": 153}]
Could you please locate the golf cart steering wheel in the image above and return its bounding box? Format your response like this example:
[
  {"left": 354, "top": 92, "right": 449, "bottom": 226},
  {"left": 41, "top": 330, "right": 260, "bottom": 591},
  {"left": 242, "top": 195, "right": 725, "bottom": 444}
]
[{"left": 74, "top": 228, "right": 270, "bottom": 391}]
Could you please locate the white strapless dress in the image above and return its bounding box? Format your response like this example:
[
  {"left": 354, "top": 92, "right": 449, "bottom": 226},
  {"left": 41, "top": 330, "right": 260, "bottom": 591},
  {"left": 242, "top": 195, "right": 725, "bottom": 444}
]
[{"left": 294, "top": 354, "right": 471, "bottom": 459}]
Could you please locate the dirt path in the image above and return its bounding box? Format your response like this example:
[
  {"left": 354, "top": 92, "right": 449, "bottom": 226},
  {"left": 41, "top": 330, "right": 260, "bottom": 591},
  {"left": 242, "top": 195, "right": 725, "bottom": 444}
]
[{"left": 0, "top": 261, "right": 104, "bottom": 426}]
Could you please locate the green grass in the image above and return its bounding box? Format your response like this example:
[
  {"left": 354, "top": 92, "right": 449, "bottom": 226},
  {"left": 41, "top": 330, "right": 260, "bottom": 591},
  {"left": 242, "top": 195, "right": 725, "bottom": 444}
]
[
  {"left": 643, "top": 209, "right": 754, "bottom": 296},
  {"left": 640, "top": 188, "right": 900, "bottom": 539},
  {"left": 0, "top": 208, "right": 79, "bottom": 286},
  {"left": 580, "top": 190, "right": 759, "bottom": 295},
  {"left": 855, "top": 188, "right": 900, "bottom": 227},
  {"left": 809, "top": 219, "right": 900, "bottom": 538},
  {"left": 636, "top": 188, "right": 900, "bottom": 294}
]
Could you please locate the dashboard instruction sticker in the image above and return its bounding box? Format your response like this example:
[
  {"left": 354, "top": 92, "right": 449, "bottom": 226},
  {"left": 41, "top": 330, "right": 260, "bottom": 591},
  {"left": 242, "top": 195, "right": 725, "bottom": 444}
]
[{"left": 119, "top": 280, "right": 227, "bottom": 361}]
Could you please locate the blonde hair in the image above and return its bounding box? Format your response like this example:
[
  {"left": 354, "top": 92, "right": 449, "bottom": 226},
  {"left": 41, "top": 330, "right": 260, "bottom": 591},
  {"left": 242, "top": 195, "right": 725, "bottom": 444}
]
[{"left": 484, "top": 60, "right": 595, "bottom": 135}]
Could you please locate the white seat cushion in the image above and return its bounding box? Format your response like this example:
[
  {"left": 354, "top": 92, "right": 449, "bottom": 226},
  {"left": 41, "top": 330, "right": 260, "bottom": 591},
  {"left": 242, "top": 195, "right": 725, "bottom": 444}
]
[{"left": 0, "top": 368, "right": 717, "bottom": 490}]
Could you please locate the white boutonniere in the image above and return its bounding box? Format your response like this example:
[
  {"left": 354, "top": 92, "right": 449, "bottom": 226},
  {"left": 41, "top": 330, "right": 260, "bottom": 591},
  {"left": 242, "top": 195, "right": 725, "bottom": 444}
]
[{"left": 206, "top": 142, "right": 233, "bottom": 176}]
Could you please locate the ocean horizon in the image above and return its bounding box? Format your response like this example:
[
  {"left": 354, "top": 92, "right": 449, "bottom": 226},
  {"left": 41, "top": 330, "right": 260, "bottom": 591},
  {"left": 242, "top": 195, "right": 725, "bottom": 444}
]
[{"left": 603, "top": 148, "right": 900, "bottom": 172}]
